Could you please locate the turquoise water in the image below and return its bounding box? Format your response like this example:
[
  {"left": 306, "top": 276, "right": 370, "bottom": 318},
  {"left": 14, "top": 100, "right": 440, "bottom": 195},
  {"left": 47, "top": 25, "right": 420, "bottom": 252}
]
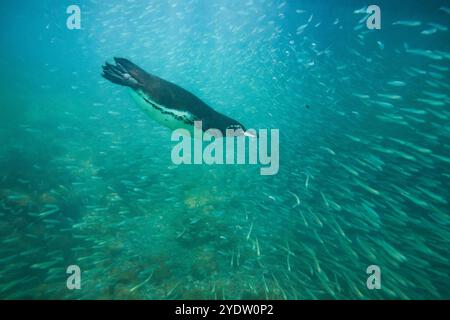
[{"left": 0, "top": 0, "right": 449, "bottom": 299}]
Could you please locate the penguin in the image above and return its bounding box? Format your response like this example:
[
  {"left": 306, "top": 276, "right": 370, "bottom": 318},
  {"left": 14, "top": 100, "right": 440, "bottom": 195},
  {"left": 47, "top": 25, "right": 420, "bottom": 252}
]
[{"left": 102, "top": 57, "right": 253, "bottom": 137}]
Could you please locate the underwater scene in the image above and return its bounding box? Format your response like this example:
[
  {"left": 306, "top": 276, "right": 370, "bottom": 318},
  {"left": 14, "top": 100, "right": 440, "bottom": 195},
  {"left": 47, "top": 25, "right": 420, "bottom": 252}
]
[{"left": 0, "top": 0, "right": 449, "bottom": 299}]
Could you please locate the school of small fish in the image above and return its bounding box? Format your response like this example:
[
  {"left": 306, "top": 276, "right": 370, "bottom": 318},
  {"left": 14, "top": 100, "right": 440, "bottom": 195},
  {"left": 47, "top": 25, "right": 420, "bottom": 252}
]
[{"left": 0, "top": 1, "right": 449, "bottom": 299}]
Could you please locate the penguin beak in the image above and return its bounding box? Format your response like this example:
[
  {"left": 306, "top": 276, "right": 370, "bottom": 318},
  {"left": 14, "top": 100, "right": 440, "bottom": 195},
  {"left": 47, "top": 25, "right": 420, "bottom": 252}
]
[{"left": 244, "top": 131, "right": 258, "bottom": 138}]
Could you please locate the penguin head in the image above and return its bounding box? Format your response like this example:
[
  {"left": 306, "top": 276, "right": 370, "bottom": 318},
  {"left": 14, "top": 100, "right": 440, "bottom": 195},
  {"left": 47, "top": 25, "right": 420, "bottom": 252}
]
[
  {"left": 223, "top": 121, "right": 257, "bottom": 138},
  {"left": 226, "top": 122, "right": 246, "bottom": 132},
  {"left": 204, "top": 114, "right": 257, "bottom": 138}
]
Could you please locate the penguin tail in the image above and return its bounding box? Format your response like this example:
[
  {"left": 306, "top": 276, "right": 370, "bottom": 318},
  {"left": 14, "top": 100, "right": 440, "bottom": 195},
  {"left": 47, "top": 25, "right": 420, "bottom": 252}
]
[{"left": 101, "top": 57, "right": 142, "bottom": 89}]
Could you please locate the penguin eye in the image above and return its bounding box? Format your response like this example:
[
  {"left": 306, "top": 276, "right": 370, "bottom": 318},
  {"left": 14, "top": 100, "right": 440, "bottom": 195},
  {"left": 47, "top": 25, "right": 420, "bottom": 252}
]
[{"left": 228, "top": 124, "right": 243, "bottom": 130}]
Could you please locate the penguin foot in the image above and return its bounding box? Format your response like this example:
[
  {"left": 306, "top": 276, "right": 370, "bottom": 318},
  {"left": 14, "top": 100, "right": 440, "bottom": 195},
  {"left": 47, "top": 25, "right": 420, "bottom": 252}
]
[{"left": 101, "top": 57, "right": 141, "bottom": 88}]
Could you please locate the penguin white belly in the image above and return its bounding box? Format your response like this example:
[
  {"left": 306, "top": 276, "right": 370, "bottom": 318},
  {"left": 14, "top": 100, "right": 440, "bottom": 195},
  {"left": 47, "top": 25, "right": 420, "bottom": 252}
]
[{"left": 129, "top": 89, "right": 195, "bottom": 132}]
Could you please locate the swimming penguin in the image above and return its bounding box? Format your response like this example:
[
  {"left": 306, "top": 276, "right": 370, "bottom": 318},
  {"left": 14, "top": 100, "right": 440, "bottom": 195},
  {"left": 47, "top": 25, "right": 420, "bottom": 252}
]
[{"left": 102, "top": 57, "right": 253, "bottom": 137}]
